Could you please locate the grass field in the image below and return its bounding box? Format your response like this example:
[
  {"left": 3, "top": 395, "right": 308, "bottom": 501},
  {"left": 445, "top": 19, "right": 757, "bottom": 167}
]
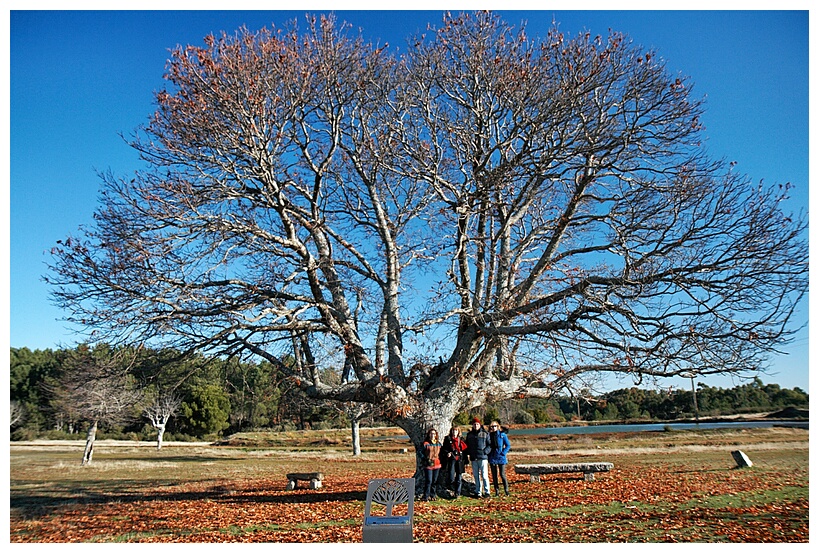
[{"left": 9, "top": 425, "right": 809, "bottom": 543}]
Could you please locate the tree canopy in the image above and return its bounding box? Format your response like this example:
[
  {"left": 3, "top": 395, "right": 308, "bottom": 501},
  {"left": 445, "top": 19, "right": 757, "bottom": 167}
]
[{"left": 47, "top": 12, "right": 808, "bottom": 447}]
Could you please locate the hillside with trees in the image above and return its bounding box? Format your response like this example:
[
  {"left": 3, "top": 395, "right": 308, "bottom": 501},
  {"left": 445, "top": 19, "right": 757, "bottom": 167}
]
[{"left": 10, "top": 345, "right": 808, "bottom": 443}]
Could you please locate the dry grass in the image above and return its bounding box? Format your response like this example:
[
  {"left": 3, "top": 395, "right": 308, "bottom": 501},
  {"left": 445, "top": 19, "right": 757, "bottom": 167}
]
[{"left": 9, "top": 426, "right": 809, "bottom": 543}]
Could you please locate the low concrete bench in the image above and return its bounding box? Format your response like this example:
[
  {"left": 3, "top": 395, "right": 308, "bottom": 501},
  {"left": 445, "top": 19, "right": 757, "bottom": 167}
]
[
  {"left": 286, "top": 472, "right": 324, "bottom": 490},
  {"left": 515, "top": 462, "right": 614, "bottom": 482}
]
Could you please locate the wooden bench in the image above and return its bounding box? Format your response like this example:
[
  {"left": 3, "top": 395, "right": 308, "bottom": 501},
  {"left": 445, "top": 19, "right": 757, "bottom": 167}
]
[
  {"left": 285, "top": 472, "right": 324, "bottom": 490},
  {"left": 515, "top": 462, "right": 614, "bottom": 482}
]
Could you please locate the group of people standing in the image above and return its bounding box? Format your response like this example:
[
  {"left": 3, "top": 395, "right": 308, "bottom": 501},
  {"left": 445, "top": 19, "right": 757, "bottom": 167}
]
[{"left": 421, "top": 417, "right": 511, "bottom": 500}]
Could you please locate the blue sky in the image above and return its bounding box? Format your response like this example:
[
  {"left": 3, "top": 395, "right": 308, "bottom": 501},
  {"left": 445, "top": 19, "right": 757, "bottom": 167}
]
[{"left": 6, "top": 6, "right": 811, "bottom": 393}]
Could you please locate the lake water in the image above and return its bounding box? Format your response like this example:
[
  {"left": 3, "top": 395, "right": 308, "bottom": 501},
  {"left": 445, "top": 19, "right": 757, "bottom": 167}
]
[
  {"left": 369, "top": 420, "right": 808, "bottom": 442},
  {"left": 508, "top": 420, "right": 808, "bottom": 436}
]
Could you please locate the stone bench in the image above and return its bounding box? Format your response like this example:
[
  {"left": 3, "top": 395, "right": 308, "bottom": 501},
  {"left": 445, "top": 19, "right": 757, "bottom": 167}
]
[
  {"left": 285, "top": 472, "right": 324, "bottom": 490},
  {"left": 515, "top": 462, "right": 614, "bottom": 482}
]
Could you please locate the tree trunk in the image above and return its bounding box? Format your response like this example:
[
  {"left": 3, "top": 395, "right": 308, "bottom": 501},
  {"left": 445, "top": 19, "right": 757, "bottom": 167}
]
[
  {"left": 156, "top": 422, "right": 166, "bottom": 450},
  {"left": 397, "top": 399, "right": 460, "bottom": 498},
  {"left": 81, "top": 420, "right": 98, "bottom": 465},
  {"left": 351, "top": 418, "right": 361, "bottom": 456}
]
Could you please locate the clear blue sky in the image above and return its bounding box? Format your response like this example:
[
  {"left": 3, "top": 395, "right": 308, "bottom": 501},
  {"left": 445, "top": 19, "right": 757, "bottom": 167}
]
[{"left": 6, "top": 6, "right": 811, "bottom": 393}]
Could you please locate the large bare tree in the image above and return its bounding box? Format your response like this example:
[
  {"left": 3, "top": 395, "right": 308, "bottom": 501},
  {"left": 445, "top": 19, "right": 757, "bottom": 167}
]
[
  {"left": 47, "top": 345, "right": 142, "bottom": 464},
  {"left": 48, "top": 13, "right": 807, "bottom": 460}
]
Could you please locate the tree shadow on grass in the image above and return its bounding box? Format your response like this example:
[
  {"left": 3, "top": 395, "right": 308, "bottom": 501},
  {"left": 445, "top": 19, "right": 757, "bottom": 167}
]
[
  {"left": 10, "top": 482, "right": 367, "bottom": 520},
  {"left": 241, "top": 489, "right": 368, "bottom": 504}
]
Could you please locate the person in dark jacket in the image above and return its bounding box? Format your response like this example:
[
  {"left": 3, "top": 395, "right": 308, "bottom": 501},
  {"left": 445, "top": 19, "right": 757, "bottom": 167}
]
[
  {"left": 441, "top": 426, "right": 468, "bottom": 498},
  {"left": 488, "top": 420, "right": 511, "bottom": 496},
  {"left": 465, "top": 417, "right": 491, "bottom": 498}
]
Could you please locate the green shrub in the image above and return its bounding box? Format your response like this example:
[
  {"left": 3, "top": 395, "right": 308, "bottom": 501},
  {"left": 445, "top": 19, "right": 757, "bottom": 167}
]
[
  {"left": 179, "top": 384, "right": 231, "bottom": 438},
  {"left": 514, "top": 410, "right": 536, "bottom": 425}
]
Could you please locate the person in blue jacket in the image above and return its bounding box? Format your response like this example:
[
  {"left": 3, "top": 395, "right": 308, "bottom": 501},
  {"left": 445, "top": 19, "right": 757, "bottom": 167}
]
[{"left": 488, "top": 420, "right": 511, "bottom": 496}]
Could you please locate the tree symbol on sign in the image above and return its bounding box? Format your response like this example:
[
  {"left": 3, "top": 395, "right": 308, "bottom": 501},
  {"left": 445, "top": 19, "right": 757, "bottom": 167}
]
[{"left": 372, "top": 479, "right": 409, "bottom": 517}]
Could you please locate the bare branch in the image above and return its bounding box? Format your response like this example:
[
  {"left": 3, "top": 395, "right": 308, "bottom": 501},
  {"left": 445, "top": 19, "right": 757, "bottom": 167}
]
[{"left": 47, "top": 12, "right": 808, "bottom": 448}]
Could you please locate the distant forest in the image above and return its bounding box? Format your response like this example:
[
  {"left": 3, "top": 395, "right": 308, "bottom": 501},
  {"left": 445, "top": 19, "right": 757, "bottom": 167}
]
[{"left": 10, "top": 345, "right": 809, "bottom": 442}]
